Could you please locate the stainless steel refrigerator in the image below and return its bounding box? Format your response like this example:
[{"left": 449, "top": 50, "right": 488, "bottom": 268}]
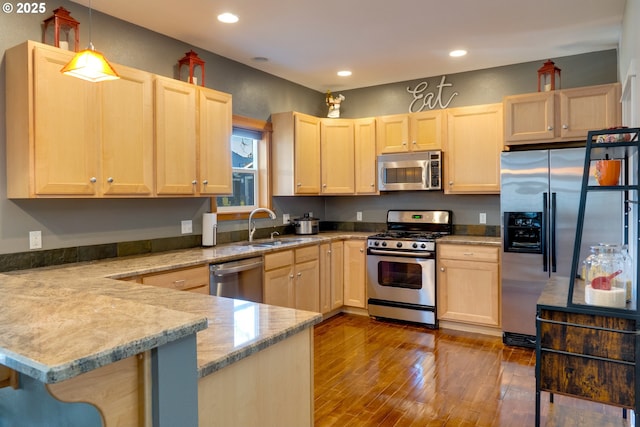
[{"left": 500, "top": 147, "right": 623, "bottom": 347}]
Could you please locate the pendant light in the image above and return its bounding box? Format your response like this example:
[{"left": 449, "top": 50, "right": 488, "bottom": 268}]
[{"left": 60, "top": 0, "right": 119, "bottom": 82}]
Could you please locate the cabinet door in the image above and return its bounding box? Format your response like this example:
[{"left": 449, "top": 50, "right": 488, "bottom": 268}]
[
  {"left": 154, "top": 76, "right": 197, "bottom": 195},
  {"left": 376, "top": 114, "right": 409, "bottom": 154},
  {"left": 294, "top": 113, "right": 321, "bottom": 194},
  {"left": 199, "top": 88, "right": 232, "bottom": 195},
  {"left": 409, "top": 110, "right": 445, "bottom": 151},
  {"left": 330, "top": 241, "right": 345, "bottom": 309},
  {"left": 319, "top": 243, "right": 332, "bottom": 313},
  {"left": 503, "top": 92, "right": 555, "bottom": 143},
  {"left": 559, "top": 84, "right": 621, "bottom": 140},
  {"left": 141, "top": 264, "right": 210, "bottom": 293},
  {"left": 445, "top": 103, "right": 502, "bottom": 194},
  {"left": 264, "top": 266, "right": 295, "bottom": 308},
  {"left": 438, "top": 257, "right": 500, "bottom": 327},
  {"left": 321, "top": 119, "right": 355, "bottom": 194},
  {"left": 354, "top": 118, "right": 377, "bottom": 194},
  {"left": 101, "top": 65, "right": 154, "bottom": 196},
  {"left": 343, "top": 240, "right": 366, "bottom": 308},
  {"left": 295, "top": 259, "right": 320, "bottom": 312},
  {"left": 33, "top": 45, "right": 100, "bottom": 196}
]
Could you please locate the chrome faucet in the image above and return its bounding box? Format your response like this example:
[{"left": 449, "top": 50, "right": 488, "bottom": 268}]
[{"left": 248, "top": 208, "right": 276, "bottom": 242}]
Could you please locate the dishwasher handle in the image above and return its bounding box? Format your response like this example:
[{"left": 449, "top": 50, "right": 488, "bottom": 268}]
[{"left": 210, "top": 258, "right": 263, "bottom": 276}]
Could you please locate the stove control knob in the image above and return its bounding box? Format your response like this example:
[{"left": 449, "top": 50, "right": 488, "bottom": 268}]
[
  {"left": 396, "top": 242, "right": 403, "bottom": 248},
  {"left": 412, "top": 243, "right": 418, "bottom": 249},
  {"left": 381, "top": 242, "right": 387, "bottom": 247},
  {"left": 374, "top": 241, "right": 380, "bottom": 246},
  {"left": 421, "top": 243, "right": 427, "bottom": 249}
]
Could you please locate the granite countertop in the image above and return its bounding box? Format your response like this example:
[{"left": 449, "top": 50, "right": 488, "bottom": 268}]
[
  {"left": 438, "top": 235, "right": 501, "bottom": 246},
  {"left": 1, "top": 232, "right": 371, "bottom": 383}
]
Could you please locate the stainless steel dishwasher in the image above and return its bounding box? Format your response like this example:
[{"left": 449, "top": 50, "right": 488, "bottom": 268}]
[{"left": 210, "top": 257, "right": 264, "bottom": 303}]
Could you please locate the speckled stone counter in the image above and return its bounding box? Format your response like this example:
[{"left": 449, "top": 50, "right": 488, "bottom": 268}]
[
  {"left": 438, "top": 235, "right": 501, "bottom": 246},
  {"left": 1, "top": 233, "right": 373, "bottom": 382}
]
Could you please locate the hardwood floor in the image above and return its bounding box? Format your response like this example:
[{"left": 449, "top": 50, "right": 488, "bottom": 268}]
[{"left": 313, "top": 313, "right": 634, "bottom": 427}]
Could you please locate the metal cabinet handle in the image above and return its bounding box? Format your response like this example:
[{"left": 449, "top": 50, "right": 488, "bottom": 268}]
[
  {"left": 192, "top": 180, "right": 197, "bottom": 185},
  {"left": 440, "top": 267, "right": 445, "bottom": 272},
  {"left": 289, "top": 274, "right": 294, "bottom": 279},
  {"left": 402, "top": 141, "right": 407, "bottom": 145},
  {"left": 90, "top": 177, "right": 97, "bottom": 183},
  {"left": 547, "top": 126, "right": 554, "bottom": 131},
  {"left": 107, "top": 177, "right": 114, "bottom": 183},
  {"left": 463, "top": 252, "right": 474, "bottom": 256},
  {"left": 412, "top": 141, "right": 417, "bottom": 145},
  {"left": 562, "top": 124, "right": 568, "bottom": 129},
  {"left": 173, "top": 279, "right": 186, "bottom": 289},
  {"left": 322, "top": 184, "right": 327, "bottom": 188},
  {"left": 297, "top": 272, "right": 302, "bottom": 277},
  {"left": 202, "top": 180, "right": 208, "bottom": 185},
  {"left": 448, "top": 181, "right": 454, "bottom": 186},
  {"left": 297, "top": 182, "right": 302, "bottom": 187},
  {"left": 360, "top": 248, "right": 364, "bottom": 253}
]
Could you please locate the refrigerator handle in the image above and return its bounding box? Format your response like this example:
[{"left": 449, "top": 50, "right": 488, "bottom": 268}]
[
  {"left": 550, "top": 192, "right": 557, "bottom": 273},
  {"left": 542, "top": 193, "right": 548, "bottom": 272}
]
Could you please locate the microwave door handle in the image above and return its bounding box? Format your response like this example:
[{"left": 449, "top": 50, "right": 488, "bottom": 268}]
[
  {"left": 542, "top": 192, "right": 548, "bottom": 272},
  {"left": 550, "top": 192, "right": 557, "bottom": 273}
]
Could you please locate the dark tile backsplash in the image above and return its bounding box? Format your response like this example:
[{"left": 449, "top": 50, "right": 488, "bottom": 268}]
[{"left": 0, "top": 222, "right": 499, "bottom": 272}]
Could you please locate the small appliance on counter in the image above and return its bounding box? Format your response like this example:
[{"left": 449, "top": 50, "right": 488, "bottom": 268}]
[
  {"left": 202, "top": 213, "right": 217, "bottom": 246},
  {"left": 293, "top": 213, "right": 319, "bottom": 235}
]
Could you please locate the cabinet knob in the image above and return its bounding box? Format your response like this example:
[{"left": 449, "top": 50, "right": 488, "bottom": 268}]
[
  {"left": 360, "top": 248, "right": 364, "bottom": 253},
  {"left": 370, "top": 183, "right": 374, "bottom": 187},
  {"left": 89, "top": 177, "right": 97, "bottom": 183},
  {"left": 327, "top": 250, "right": 331, "bottom": 255},
  {"left": 202, "top": 180, "right": 208, "bottom": 185},
  {"left": 107, "top": 177, "right": 114, "bottom": 183},
  {"left": 412, "top": 141, "right": 417, "bottom": 145},
  {"left": 448, "top": 181, "right": 454, "bottom": 186},
  {"left": 297, "top": 183, "right": 302, "bottom": 187},
  {"left": 322, "top": 184, "right": 327, "bottom": 188},
  {"left": 562, "top": 124, "right": 568, "bottom": 130},
  {"left": 297, "top": 272, "right": 302, "bottom": 277},
  {"left": 440, "top": 267, "right": 445, "bottom": 272},
  {"left": 402, "top": 141, "right": 407, "bottom": 146},
  {"left": 192, "top": 180, "right": 197, "bottom": 185},
  {"left": 547, "top": 126, "right": 553, "bottom": 131},
  {"left": 289, "top": 274, "right": 294, "bottom": 279}
]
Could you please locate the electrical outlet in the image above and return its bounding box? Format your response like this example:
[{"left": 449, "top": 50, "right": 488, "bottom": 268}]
[
  {"left": 283, "top": 213, "right": 290, "bottom": 224},
  {"left": 181, "top": 220, "right": 193, "bottom": 234},
  {"left": 357, "top": 211, "right": 363, "bottom": 221},
  {"left": 479, "top": 213, "right": 487, "bottom": 224},
  {"left": 29, "top": 230, "right": 42, "bottom": 249},
  {"left": 309, "top": 212, "right": 313, "bottom": 218}
]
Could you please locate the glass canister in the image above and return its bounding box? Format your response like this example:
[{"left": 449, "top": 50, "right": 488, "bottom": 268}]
[
  {"left": 585, "top": 243, "right": 628, "bottom": 308},
  {"left": 581, "top": 245, "right": 602, "bottom": 280}
]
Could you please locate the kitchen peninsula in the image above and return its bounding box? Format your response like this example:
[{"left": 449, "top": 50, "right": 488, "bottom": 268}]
[{"left": 0, "top": 240, "right": 324, "bottom": 427}]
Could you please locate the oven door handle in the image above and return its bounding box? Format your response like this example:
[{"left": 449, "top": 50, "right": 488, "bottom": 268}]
[{"left": 367, "top": 248, "right": 434, "bottom": 258}]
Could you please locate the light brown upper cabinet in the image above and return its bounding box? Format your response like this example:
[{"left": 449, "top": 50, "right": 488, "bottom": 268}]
[
  {"left": 320, "top": 119, "right": 355, "bottom": 194},
  {"left": 503, "top": 83, "right": 621, "bottom": 147},
  {"left": 376, "top": 110, "right": 444, "bottom": 154},
  {"left": 272, "top": 112, "right": 322, "bottom": 195},
  {"left": 6, "top": 41, "right": 154, "bottom": 198},
  {"left": 5, "top": 40, "right": 231, "bottom": 198},
  {"left": 444, "top": 103, "right": 503, "bottom": 194},
  {"left": 354, "top": 118, "right": 378, "bottom": 194},
  {"left": 198, "top": 88, "right": 233, "bottom": 195}
]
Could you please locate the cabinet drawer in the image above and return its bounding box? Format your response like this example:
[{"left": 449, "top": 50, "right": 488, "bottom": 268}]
[
  {"left": 438, "top": 244, "right": 498, "bottom": 262},
  {"left": 295, "top": 245, "right": 319, "bottom": 263},
  {"left": 264, "top": 250, "right": 294, "bottom": 271},
  {"left": 538, "top": 309, "right": 636, "bottom": 362},
  {"left": 539, "top": 351, "right": 634, "bottom": 407},
  {"left": 142, "top": 264, "right": 209, "bottom": 292}
]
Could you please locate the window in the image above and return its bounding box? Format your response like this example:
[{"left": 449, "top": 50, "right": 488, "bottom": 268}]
[{"left": 215, "top": 116, "right": 271, "bottom": 217}]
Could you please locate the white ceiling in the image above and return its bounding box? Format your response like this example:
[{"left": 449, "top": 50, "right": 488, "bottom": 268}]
[{"left": 72, "top": 0, "right": 626, "bottom": 92}]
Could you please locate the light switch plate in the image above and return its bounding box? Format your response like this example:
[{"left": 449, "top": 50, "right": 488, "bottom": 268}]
[
  {"left": 29, "top": 230, "right": 42, "bottom": 249},
  {"left": 479, "top": 213, "right": 487, "bottom": 224},
  {"left": 357, "top": 212, "right": 363, "bottom": 221},
  {"left": 181, "top": 220, "right": 193, "bottom": 234},
  {"left": 283, "top": 213, "right": 290, "bottom": 224}
]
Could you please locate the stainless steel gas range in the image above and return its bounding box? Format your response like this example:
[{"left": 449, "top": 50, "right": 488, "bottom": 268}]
[{"left": 366, "top": 210, "right": 452, "bottom": 328}]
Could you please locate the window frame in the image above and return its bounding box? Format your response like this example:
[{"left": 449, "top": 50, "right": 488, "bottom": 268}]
[{"left": 211, "top": 115, "right": 272, "bottom": 221}]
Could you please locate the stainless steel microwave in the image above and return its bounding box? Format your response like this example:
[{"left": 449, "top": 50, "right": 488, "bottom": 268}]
[{"left": 378, "top": 151, "right": 442, "bottom": 191}]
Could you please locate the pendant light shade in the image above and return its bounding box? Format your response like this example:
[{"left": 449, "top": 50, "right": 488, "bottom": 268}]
[
  {"left": 61, "top": 43, "right": 119, "bottom": 82},
  {"left": 60, "top": 0, "right": 119, "bottom": 82}
]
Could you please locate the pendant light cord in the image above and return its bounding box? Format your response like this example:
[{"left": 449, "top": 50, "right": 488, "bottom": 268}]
[{"left": 88, "top": 0, "right": 94, "bottom": 51}]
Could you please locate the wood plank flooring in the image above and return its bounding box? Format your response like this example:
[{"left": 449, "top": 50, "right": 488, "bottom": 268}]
[{"left": 313, "top": 313, "right": 634, "bottom": 427}]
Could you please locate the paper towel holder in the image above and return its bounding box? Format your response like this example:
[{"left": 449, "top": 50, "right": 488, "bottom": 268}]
[{"left": 202, "top": 213, "right": 217, "bottom": 247}]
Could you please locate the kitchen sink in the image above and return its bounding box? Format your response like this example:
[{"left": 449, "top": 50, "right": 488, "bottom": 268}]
[{"left": 242, "top": 238, "right": 308, "bottom": 248}]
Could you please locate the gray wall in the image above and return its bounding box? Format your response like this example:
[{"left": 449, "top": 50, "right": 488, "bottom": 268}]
[{"left": 0, "top": 2, "right": 621, "bottom": 254}]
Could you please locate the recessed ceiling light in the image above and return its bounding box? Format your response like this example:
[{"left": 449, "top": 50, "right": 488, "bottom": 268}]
[
  {"left": 337, "top": 70, "right": 352, "bottom": 77},
  {"left": 217, "top": 12, "right": 239, "bottom": 23},
  {"left": 449, "top": 49, "right": 467, "bottom": 57}
]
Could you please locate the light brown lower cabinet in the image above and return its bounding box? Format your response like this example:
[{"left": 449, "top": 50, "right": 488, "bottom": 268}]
[
  {"left": 320, "top": 241, "right": 344, "bottom": 314},
  {"left": 264, "top": 246, "right": 320, "bottom": 312},
  {"left": 124, "top": 264, "right": 210, "bottom": 294},
  {"left": 343, "top": 240, "right": 367, "bottom": 308},
  {"left": 437, "top": 244, "right": 500, "bottom": 328}
]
